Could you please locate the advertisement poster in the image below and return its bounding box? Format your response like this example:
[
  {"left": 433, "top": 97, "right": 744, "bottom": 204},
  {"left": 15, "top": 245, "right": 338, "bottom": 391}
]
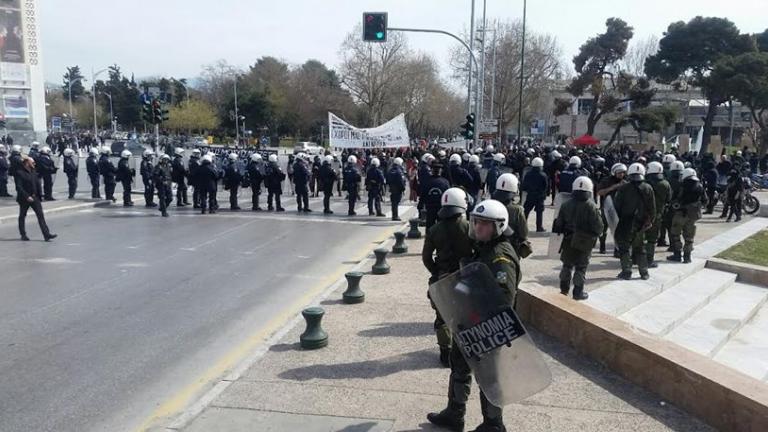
[
  {"left": 0, "top": 8, "right": 23, "bottom": 63},
  {"left": 0, "top": 61, "right": 25, "bottom": 81},
  {"left": 3, "top": 93, "right": 28, "bottom": 118},
  {"left": 0, "top": 1, "right": 20, "bottom": 9}
]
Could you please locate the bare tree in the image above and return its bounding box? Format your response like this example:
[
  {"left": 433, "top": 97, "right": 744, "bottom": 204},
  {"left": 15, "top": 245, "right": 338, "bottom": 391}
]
[
  {"left": 620, "top": 35, "right": 659, "bottom": 76},
  {"left": 197, "top": 59, "right": 241, "bottom": 119}
]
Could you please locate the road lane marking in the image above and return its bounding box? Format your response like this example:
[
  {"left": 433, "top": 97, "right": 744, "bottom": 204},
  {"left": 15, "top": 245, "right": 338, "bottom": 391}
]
[{"left": 131, "top": 225, "right": 399, "bottom": 432}]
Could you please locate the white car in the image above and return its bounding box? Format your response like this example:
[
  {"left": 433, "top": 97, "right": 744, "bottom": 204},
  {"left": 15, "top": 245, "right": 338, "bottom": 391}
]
[{"left": 294, "top": 141, "right": 324, "bottom": 155}]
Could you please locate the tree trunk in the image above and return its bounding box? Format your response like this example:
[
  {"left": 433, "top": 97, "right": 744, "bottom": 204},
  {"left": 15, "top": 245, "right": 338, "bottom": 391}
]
[
  {"left": 606, "top": 122, "right": 623, "bottom": 147},
  {"left": 701, "top": 99, "right": 720, "bottom": 155}
]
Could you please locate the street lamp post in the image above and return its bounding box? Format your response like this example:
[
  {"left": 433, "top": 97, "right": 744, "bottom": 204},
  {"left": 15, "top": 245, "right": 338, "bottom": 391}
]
[
  {"left": 91, "top": 67, "right": 108, "bottom": 137},
  {"left": 68, "top": 77, "right": 84, "bottom": 120},
  {"left": 234, "top": 76, "right": 240, "bottom": 145},
  {"left": 103, "top": 92, "right": 115, "bottom": 133},
  {"left": 517, "top": 0, "right": 528, "bottom": 143}
]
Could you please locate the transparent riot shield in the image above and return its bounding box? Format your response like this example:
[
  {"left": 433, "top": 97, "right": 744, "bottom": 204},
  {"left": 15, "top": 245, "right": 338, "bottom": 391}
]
[
  {"left": 429, "top": 262, "right": 552, "bottom": 406},
  {"left": 603, "top": 195, "right": 619, "bottom": 242},
  {"left": 547, "top": 192, "right": 571, "bottom": 258}
]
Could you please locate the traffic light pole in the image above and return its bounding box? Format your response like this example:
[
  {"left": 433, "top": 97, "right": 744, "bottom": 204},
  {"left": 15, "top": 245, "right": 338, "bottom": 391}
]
[{"left": 388, "top": 27, "right": 480, "bottom": 147}]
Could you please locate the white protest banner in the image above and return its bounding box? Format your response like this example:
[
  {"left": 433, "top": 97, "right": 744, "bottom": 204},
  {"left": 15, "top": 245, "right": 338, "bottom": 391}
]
[{"left": 329, "top": 112, "right": 410, "bottom": 149}]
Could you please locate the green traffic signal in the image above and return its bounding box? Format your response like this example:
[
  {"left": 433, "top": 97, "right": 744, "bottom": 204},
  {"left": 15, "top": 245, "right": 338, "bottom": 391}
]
[
  {"left": 363, "top": 12, "right": 387, "bottom": 42},
  {"left": 376, "top": 32, "right": 384, "bottom": 40}
]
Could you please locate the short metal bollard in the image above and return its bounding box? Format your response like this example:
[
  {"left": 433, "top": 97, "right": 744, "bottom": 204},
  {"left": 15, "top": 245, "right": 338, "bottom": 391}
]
[
  {"left": 392, "top": 232, "right": 408, "bottom": 254},
  {"left": 342, "top": 272, "right": 365, "bottom": 304},
  {"left": 300, "top": 307, "right": 328, "bottom": 349},
  {"left": 407, "top": 218, "right": 422, "bottom": 239},
  {"left": 371, "top": 248, "right": 391, "bottom": 275}
]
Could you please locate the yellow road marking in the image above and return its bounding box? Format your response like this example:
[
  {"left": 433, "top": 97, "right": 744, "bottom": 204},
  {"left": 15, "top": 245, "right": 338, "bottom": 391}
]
[{"left": 133, "top": 227, "right": 396, "bottom": 432}]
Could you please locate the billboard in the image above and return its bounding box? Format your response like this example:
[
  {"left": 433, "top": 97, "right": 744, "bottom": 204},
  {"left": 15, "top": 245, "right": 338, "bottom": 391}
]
[
  {"left": 0, "top": 8, "right": 23, "bottom": 63},
  {"left": 3, "top": 93, "right": 28, "bottom": 118}
]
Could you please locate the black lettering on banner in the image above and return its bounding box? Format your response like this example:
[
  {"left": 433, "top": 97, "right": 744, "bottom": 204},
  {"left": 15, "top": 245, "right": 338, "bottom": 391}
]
[{"left": 458, "top": 307, "right": 526, "bottom": 359}]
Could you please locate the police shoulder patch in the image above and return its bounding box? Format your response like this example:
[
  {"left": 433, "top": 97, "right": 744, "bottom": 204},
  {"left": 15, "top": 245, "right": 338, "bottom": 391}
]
[{"left": 493, "top": 256, "right": 512, "bottom": 265}]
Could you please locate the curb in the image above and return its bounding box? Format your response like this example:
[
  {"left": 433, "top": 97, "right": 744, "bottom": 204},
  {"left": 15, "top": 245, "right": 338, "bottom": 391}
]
[
  {"left": 154, "top": 218, "right": 413, "bottom": 432},
  {"left": 706, "top": 257, "right": 768, "bottom": 288}
]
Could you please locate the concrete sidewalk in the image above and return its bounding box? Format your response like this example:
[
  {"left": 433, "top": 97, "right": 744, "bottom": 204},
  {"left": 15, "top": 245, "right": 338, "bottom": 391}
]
[{"left": 168, "top": 236, "right": 714, "bottom": 432}]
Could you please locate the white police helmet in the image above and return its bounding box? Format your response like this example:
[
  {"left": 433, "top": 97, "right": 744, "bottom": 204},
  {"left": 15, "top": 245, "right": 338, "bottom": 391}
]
[
  {"left": 174, "top": 147, "right": 184, "bottom": 156},
  {"left": 531, "top": 157, "right": 544, "bottom": 168},
  {"left": 160, "top": 153, "right": 171, "bottom": 161},
  {"left": 662, "top": 154, "right": 676, "bottom": 164},
  {"left": 324, "top": 155, "right": 333, "bottom": 163},
  {"left": 438, "top": 150, "right": 447, "bottom": 158},
  {"left": 492, "top": 153, "right": 505, "bottom": 163},
  {"left": 268, "top": 154, "right": 278, "bottom": 163},
  {"left": 371, "top": 157, "right": 380, "bottom": 167},
  {"left": 682, "top": 168, "right": 699, "bottom": 181},
  {"left": 192, "top": 149, "right": 201, "bottom": 156},
  {"left": 462, "top": 153, "right": 470, "bottom": 162},
  {"left": 12, "top": 144, "right": 22, "bottom": 153},
  {"left": 628, "top": 162, "right": 646, "bottom": 181},
  {"left": 100, "top": 146, "right": 111, "bottom": 155},
  {"left": 347, "top": 155, "right": 357, "bottom": 164},
  {"left": 41, "top": 146, "right": 51, "bottom": 155},
  {"left": 421, "top": 153, "right": 433, "bottom": 163},
  {"left": 228, "top": 153, "right": 238, "bottom": 161},
  {"left": 569, "top": 156, "right": 582, "bottom": 167},
  {"left": 495, "top": 173, "right": 520, "bottom": 195},
  {"left": 31, "top": 141, "right": 40, "bottom": 148},
  {"left": 120, "top": 150, "right": 132, "bottom": 158},
  {"left": 611, "top": 163, "right": 628, "bottom": 176},
  {"left": 251, "top": 153, "right": 263, "bottom": 162},
  {"left": 438, "top": 187, "right": 468, "bottom": 219},
  {"left": 470, "top": 200, "right": 509, "bottom": 239},
  {"left": 469, "top": 155, "right": 480, "bottom": 164},
  {"left": 202, "top": 154, "right": 213, "bottom": 163},
  {"left": 572, "top": 176, "right": 594, "bottom": 193},
  {"left": 551, "top": 150, "right": 562, "bottom": 159},
  {"left": 485, "top": 145, "right": 495, "bottom": 153},
  {"left": 647, "top": 161, "right": 663, "bottom": 176},
  {"left": 63, "top": 148, "right": 74, "bottom": 157},
  {"left": 449, "top": 154, "right": 462, "bottom": 165},
  {"left": 670, "top": 161, "right": 684, "bottom": 172},
  {"left": 393, "top": 157, "right": 403, "bottom": 166}
]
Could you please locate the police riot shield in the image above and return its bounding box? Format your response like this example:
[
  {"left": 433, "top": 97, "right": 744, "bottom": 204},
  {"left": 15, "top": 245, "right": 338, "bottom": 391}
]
[
  {"left": 603, "top": 195, "right": 619, "bottom": 241},
  {"left": 429, "top": 262, "right": 552, "bottom": 406},
  {"left": 547, "top": 192, "right": 571, "bottom": 258}
]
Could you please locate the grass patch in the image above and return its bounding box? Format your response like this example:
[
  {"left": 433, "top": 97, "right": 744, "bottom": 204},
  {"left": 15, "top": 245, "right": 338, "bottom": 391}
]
[{"left": 717, "top": 230, "right": 768, "bottom": 267}]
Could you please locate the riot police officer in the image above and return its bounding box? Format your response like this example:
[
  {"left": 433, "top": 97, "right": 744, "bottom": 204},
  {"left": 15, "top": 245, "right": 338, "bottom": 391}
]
[
  {"left": 553, "top": 177, "right": 604, "bottom": 300},
  {"left": 645, "top": 162, "right": 671, "bottom": 267},
  {"left": 247, "top": 153, "right": 265, "bottom": 211},
  {"left": 62, "top": 148, "right": 78, "bottom": 199},
  {"left": 343, "top": 155, "right": 362, "bottom": 216},
  {"left": 319, "top": 155, "right": 337, "bottom": 214},
  {"left": 153, "top": 153, "right": 172, "bottom": 217},
  {"left": 189, "top": 148, "right": 202, "bottom": 208},
  {"left": 293, "top": 153, "right": 311, "bottom": 213},
  {"left": 86, "top": 147, "right": 101, "bottom": 199},
  {"left": 421, "top": 188, "right": 473, "bottom": 367},
  {"left": 493, "top": 173, "right": 530, "bottom": 258},
  {"left": 0, "top": 146, "right": 9, "bottom": 197},
  {"left": 140, "top": 150, "right": 157, "bottom": 207},
  {"left": 557, "top": 156, "right": 589, "bottom": 194},
  {"left": 521, "top": 157, "right": 548, "bottom": 232},
  {"left": 596, "top": 163, "right": 627, "bottom": 254},
  {"left": 387, "top": 157, "right": 407, "bottom": 221},
  {"left": 485, "top": 153, "right": 504, "bottom": 196},
  {"left": 467, "top": 154, "right": 482, "bottom": 203},
  {"left": 668, "top": 168, "right": 704, "bottom": 263},
  {"left": 116, "top": 150, "right": 135, "bottom": 207},
  {"left": 659, "top": 160, "right": 684, "bottom": 247},
  {"left": 427, "top": 199, "right": 519, "bottom": 432},
  {"left": 37, "top": 146, "right": 57, "bottom": 201},
  {"left": 224, "top": 153, "right": 243, "bottom": 211},
  {"left": 366, "top": 157, "right": 386, "bottom": 217},
  {"left": 448, "top": 153, "right": 473, "bottom": 190},
  {"left": 265, "top": 154, "right": 286, "bottom": 212},
  {"left": 614, "top": 163, "right": 656, "bottom": 280},
  {"left": 28, "top": 141, "right": 40, "bottom": 160},
  {"left": 421, "top": 163, "right": 450, "bottom": 229},
  {"left": 196, "top": 153, "right": 220, "bottom": 214},
  {"left": 172, "top": 148, "right": 189, "bottom": 207},
  {"left": 98, "top": 147, "right": 117, "bottom": 202},
  {"left": 8, "top": 144, "right": 22, "bottom": 179}
]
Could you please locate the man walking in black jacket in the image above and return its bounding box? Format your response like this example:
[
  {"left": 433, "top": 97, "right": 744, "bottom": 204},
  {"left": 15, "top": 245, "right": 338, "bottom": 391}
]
[{"left": 15, "top": 156, "right": 56, "bottom": 241}]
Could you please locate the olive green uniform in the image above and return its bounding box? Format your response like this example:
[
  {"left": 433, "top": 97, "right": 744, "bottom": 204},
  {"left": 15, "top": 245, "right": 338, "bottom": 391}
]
[
  {"left": 448, "top": 238, "right": 520, "bottom": 426},
  {"left": 670, "top": 179, "right": 704, "bottom": 260},
  {"left": 505, "top": 202, "right": 531, "bottom": 258},
  {"left": 614, "top": 181, "right": 656, "bottom": 277},
  {"left": 645, "top": 177, "right": 671, "bottom": 265},
  {"left": 554, "top": 196, "right": 603, "bottom": 292},
  {"left": 422, "top": 215, "right": 474, "bottom": 349},
  {"left": 659, "top": 174, "right": 680, "bottom": 245}
]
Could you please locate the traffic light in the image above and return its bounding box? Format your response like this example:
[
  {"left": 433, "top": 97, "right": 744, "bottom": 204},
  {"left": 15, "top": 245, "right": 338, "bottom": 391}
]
[
  {"left": 152, "top": 100, "right": 162, "bottom": 125},
  {"left": 461, "top": 113, "right": 475, "bottom": 140},
  {"left": 0, "top": 119, "right": 6, "bottom": 129},
  {"left": 161, "top": 106, "right": 169, "bottom": 122},
  {"left": 363, "top": 12, "right": 387, "bottom": 42},
  {"left": 142, "top": 101, "right": 153, "bottom": 124}
]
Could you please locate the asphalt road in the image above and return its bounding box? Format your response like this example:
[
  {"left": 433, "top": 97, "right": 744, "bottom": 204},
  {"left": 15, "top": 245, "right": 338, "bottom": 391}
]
[{"left": 0, "top": 191, "right": 412, "bottom": 432}]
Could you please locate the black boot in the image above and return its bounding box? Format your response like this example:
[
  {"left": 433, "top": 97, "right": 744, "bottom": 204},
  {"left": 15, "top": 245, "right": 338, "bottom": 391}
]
[
  {"left": 439, "top": 347, "right": 450, "bottom": 368},
  {"left": 683, "top": 252, "right": 692, "bottom": 264},
  {"left": 427, "top": 403, "right": 465, "bottom": 432},
  {"left": 470, "top": 421, "right": 506, "bottom": 432},
  {"left": 572, "top": 285, "right": 589, "bottom": 301},
  {"left": 617, "top": 270, "right": 632, "bottom": 280},
  {"left": 667, "top": 251, "right": 682, "bottom": 262},
  {"left": 560, "top": 280, "right": 570, "bottom": 296},
  {"left": 599, "top": 239, "right": 606, "bottom": 254}
]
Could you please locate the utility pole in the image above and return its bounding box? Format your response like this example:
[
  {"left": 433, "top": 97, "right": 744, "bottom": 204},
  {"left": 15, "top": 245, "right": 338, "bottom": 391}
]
[
  {"left": 234, "top": 76, "right": 240, "bottom": 145},
  {"left": 490, "top": 22, "right": 498, "bottom": 120},
  {"left": 477, "top": 0, "right": 487, "bottom": 125},
  {"left": 467, "top": 0, "right": 475, "bottom": 117},
  {"left": 517, "top": 0, "right": 528, "bottom": 143}
]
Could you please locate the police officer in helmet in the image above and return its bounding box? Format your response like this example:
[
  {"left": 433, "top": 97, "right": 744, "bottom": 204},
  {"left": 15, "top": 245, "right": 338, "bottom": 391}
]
[
  {"left": 140, "top": 150, "right": 157, "bottom": 207},
  {"left": 667, "top": 168, "right": 704, "bottom": 263},
  {"left": 614, "top": 163, "right": 656, "bottom": 280}
]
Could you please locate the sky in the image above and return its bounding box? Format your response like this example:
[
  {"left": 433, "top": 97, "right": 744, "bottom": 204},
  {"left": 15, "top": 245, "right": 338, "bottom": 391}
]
[{"left": 39, "top": 0, "right": 768, "bottom": 87}]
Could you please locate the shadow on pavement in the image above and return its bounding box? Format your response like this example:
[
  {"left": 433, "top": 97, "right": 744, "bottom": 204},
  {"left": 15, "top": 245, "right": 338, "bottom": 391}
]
[
  {"left": 278, "top": 349, "right": 437, "bottom": 381},
  {"left": 357, "top": 322, "right": 433, "bottom": 338},
  {"left": 337, "top": 422, "right": 381, "bottom": 432}
]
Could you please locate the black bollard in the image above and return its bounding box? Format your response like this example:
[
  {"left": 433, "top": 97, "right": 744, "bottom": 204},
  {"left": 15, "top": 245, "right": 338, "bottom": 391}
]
[
  {"left": 372, "top": 248, "right": 391, "bottom": 275},
  {"left": 392, "top": 232, "right": 408, "bottom": 254},
  {"left": 300, "top": 307, "right": 328, "bottom": 349},
  {"left": 342, "top": 272, "right": 365, "bottom": 304},
  {"left": 407, "top": 218, "right": 422, "bottom": 239}
]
